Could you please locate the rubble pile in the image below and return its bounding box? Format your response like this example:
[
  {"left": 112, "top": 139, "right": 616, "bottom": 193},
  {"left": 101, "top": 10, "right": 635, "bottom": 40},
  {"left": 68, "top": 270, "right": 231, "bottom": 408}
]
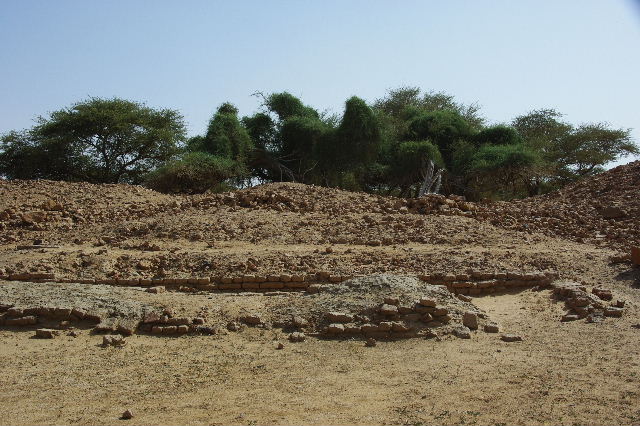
[
  {"left": 476, "top": 161, "right": 640, "bottom": 251},
  {"left": 551, "top": 281, "right": 625, "bottom": 322}
]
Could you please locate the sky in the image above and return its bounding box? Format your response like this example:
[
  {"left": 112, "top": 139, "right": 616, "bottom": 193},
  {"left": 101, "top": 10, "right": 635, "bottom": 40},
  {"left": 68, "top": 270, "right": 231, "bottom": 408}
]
[{"left": 1, "top": 0, "right": 639, "bottom": 166}]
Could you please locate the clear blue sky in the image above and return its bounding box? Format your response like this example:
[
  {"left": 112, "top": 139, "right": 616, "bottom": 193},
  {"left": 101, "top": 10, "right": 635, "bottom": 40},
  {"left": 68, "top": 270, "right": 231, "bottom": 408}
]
[{"left": 1, "top": 0, "right": 639, "bottom": 165}]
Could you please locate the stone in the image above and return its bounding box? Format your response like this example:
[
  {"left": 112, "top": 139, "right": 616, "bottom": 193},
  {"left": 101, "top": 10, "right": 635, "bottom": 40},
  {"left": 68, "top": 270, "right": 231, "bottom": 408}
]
[
  {"left": 456, "top": 294, "right": 472, "bottom": 302},
  {"left": 604, "top": 307, "right": 623, "bottom": 318},
  {"left": 433, "top": 307, "right": 449, "bottom": 316},
  {"left": 239, "top": 314, "right": 262, "bottom": 325},
  {"left": 379, "top": 304, "right": 399, "bottom": 316},
  {"left": 102, "top": 335, "right": 126, "bottom": 347},
  {"left": 418, "top": 298, "right": 437, "bottom": 307},
  {"left": 360, "top": 323, "right": 379, "bottom": 333},
  {"left": 462, "top": 311, "right": 478, "bottom": 330},
  {"left": 325, "top": 312, "right": 354, "bottom": 323},
  {"left": 177, "top": 325, "right": 189, "bottom": 334},
  {"left": 343, "top": 324, "right": 361, "bottom": 334},
  {"left": 397, "top": 306, "right": 413, "bottom": 314},
  {"left": 146, "top": 286, "right": 165, "bottom": 294},
  {"left": 35, "top": 328, "right": 57, "bottom": 339},
  {"left": 275, "top": 341, "right": 284, "bottom": 350},
  {"left": 383, "top": 297, "right": 399, "bottom": 305},
  {"left": 501, "top": 334, "right": 523, "bottom": 342},
  {"left": 377, "top": 321, "right": 393, "bottom": 331},
  {"left": 167, "top": 317, "right": 191, "bottom": 326},
  {"left": 365, "top": 338, "right": 377, "bottom": 347},
  {"left": 391, "top": 322, "right": 411, "bottom": 333},
  {"left": 121, "top": 409, "right": 134, "bottom": 420},
  {"left": 483, "top": 323, "right": 500, "bottom": 333},
  {"left": 162, "top": 325, "right": 177, "bottom": 335},
  {"left": 326, "top": 323, "right": 345, "bottom": 334},
  {"left": 291, "top": 315, "right": 309, "bottom": 328},
  {"left": 6, "top": 316, "right": 37, "bottom": 326},
  {"left": 117, "top": 319, "right": 138, "bottom": 336},
  {"left": 592, "top": 287, "right": 613, "bottom": 301},
  {"left": 6, "top": 307, "right": 23, "bottom": 317},
  {"left": 453, "top": 326, "right": 471, "bottom": 339},
  {"left": 616, "top": 300, "right": 625, "bottom": 308},
  {"left": 288, "top": 332, "right": 306, "bottom": 342},
  {"left": 142, "top": 312, "right": 162, "bottom": 324},
  {"left": 561, "top": 314, "right": 580, "bottom": 322},
  {"left": 632, "top": 246, "right": 640, "bottom": 266},
  {"left": 193, "top": 317, "right": 205, "bottom": 325}
]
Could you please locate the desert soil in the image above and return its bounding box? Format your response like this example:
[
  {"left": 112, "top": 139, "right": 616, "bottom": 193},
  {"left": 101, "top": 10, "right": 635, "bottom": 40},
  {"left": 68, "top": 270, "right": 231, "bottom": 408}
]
[{"left": 1, "top": 162, "right": 639, "bottom": 425}]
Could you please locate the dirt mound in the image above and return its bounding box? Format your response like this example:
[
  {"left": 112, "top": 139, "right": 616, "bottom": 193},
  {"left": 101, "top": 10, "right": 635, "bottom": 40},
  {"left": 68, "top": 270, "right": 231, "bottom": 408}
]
[
  {"left": 308, "top": 274, "right": 486, "bottom": 338},
  {"left": 477, "top": 161, "right": 640, "bottom": 251}
]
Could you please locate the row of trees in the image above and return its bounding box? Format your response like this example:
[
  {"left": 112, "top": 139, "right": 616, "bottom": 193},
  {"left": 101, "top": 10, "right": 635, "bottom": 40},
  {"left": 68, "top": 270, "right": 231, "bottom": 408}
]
[{"left": 1, "top": 88, "right": 636, "bottom": 200}]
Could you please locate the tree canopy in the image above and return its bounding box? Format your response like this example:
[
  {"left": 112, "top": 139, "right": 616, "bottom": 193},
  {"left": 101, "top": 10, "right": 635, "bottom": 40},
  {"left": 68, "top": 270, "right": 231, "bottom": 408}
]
[
  {"left": 0, "top": 97, "right": 185, "bottom": 184},
  {"left": 1, "top": 89, "right": 636, "bottom": 199}
]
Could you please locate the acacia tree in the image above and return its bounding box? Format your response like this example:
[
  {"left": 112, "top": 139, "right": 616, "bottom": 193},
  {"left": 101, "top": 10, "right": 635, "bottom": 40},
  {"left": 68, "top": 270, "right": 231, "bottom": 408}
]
[
  {"left": 0, "top": 97, "right": 185, "bottom": 183},
  {"left": 513, "top": 109, "right": 637, "bottom": 194},
  {"left": 470, "top": 144, "right": 539, "bottom": 198}
]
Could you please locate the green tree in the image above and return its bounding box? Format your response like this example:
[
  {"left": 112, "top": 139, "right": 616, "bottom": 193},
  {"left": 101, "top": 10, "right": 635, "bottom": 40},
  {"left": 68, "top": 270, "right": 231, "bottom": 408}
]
[
  {"left": 470, "top": 144, "right": 539, "bottom": 198},
  {"left": 374, "top": 86, "right": 484, "bottom": 130},
  {"left": 473, "top": 125, "right": 522, "bottom": 146},
  {"left": 0, "top": 97, "right": 185, "bottom": 183},
  {"left": 281, "top": 115, "right": 332, "bottom": 180},
  {"left": 199, "top": 103, "right": 253, "bottom": 162},
  {"left": 145, "top": 151, "right": 245, "bottom": 194},
  {"left": 265, "top": 92, "right": 319, "bottom": 121},
  {"left": 336, "top": 96, "right": 382, "bottom": 168},
  {"left": 406, "top": 109, "right": 473, "bottom": 168},
  {"left": 513, "top": 109, "right": 637, "bottom": 193},
  {"left": 388, "top": 140, "right": 443, "bottom": 196}
]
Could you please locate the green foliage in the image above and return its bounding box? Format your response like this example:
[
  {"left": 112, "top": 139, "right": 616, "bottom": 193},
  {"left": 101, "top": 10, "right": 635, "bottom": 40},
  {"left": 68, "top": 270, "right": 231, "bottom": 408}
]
[
  {"left": 512, "top": 109, "right": 637, "bottom": 193},
  {"left": 466, "top": 144, "right": 539, "bottom": 199},
  {"left": 242, "top": 113, "right": 276, "bottom": 150},
  {"left": 386, "top": 140, "right": 443, "bottom": 193},
  {"left": 406, "top": 109, "right": 473, "bottom": 168},
  {"left": 374, "top": 86, "right": 485, "bottom": 130},
  {"left": 144, "top": 152, "right": 245, "bottom": 194},
  {"left": 281, "top": 116, "right": 331, "bottom": 174},
  {"left": 2, "top": 89, "right": 636, "bottom": 202},
  {"left": 0, "top": 97, "right": 185, "bottom": 183},
  {"left": 265, "top": 92, "right": 319, "bottom": 121},
  {"left": 473, "top": 125, "right": 522, "bottom": 146},
  {"left": 553, "top": 123, "right": 637, "bottom": 179},
  {"left": 336, "top": 96, "right": 381, "bottom": 168},
  {"left": 201, "top": 103, "right": 253, "bottom": 161},
  {"left": 471, "top": 144, "right": 538, "bottom": 172}
]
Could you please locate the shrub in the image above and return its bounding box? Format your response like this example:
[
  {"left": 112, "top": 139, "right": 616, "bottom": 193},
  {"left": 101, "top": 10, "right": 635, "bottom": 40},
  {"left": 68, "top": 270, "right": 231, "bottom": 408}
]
[{"left": 145, "top": 152, "right": 245, "bottom": 194}]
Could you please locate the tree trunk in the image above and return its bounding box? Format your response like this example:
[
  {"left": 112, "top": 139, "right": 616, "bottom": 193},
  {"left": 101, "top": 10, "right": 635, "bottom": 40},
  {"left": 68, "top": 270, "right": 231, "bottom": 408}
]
[{"left": 418, "top": 160, "right": 442, "bottom": 197}]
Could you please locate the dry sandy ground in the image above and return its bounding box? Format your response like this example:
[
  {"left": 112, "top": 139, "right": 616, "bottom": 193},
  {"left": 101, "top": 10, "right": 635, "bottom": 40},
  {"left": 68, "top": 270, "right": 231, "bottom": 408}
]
[
  {"left": 1, "top": 174, "right": 639, "bottom": 425},
  {"left": 1, "top": 269, "right": 639, "bottom": 426}
]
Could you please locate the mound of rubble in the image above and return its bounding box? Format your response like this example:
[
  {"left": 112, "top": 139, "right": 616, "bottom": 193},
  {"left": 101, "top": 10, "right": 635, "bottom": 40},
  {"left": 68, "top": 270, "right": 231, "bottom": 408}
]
[
  {"left": 0, "top": 180, "right": 477, "bottom": 246},
  {"left": 551, "top": 281, "right": 626, "bottom": 322},
  {"left": 476, "top": 161, "right": 640, "bottom": 252},
  {"left": 296, "top": 274, "right": 494, "bottom": 340},
  {"left": 0, "top": 281, "right": 164, "bottom": 335}
]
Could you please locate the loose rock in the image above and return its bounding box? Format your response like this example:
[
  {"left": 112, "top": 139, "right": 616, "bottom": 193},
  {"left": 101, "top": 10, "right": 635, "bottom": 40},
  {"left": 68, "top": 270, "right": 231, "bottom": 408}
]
[{"left": 501, "top": 334, "right": 523, "bottom": 342}]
